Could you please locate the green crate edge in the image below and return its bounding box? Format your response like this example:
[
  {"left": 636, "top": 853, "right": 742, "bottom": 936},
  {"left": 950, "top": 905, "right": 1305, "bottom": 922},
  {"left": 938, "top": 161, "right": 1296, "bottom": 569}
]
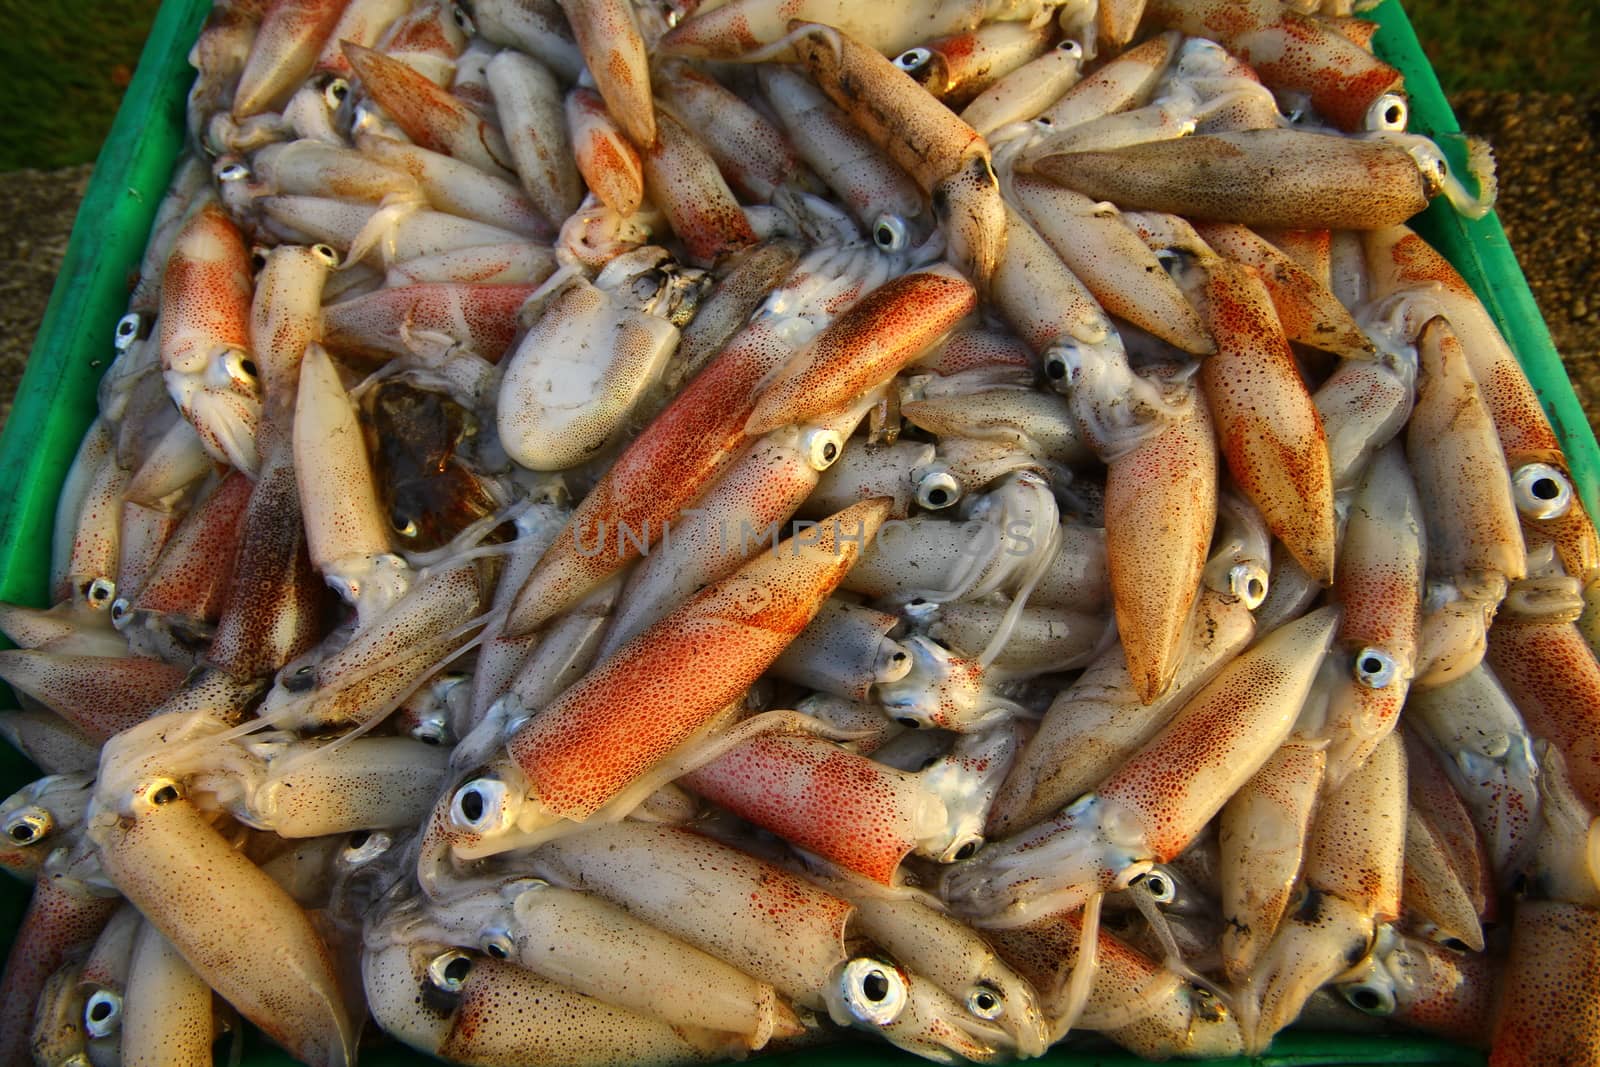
[{"left": 1, "top": 0, "right": 1585, "bottom": 1063}]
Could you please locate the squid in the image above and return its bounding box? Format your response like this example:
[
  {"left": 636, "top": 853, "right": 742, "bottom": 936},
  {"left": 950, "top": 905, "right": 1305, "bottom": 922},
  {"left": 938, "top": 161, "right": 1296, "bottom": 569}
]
[
  {"left": 1487, "top": 744, "right": 1600, "bottom": 1066},
  {"left": 527, "top": 821, "right": 1031, "bottom": 1060},
  {"left": 1144, "top": 0, "right": 1401, "bottom": 132},
  {"left": 343, "top": 42, "right": 516, "bottom": 178},
  {"left": 1031, "top": 128, "right": 1434, "bottom": 231},
  {"left": 497, "top": 248, "right": 709, "bottom": 471},
  {"left": 504, "top": 256, "right": 971, "bottom": 635},
  {"left": 557, "top": 0, "right": 655, "bottom": 148},
  {"left": 233, "top": 0, "right": 349, "bottom": 118},
  {"left": 949, "top": 607, "right": 1338, "bottom": 925},
  {"left": 893, "top": 20, "right": 1054, "bottom": 110},
  {"left": 1370, "top": 225, "right": 1600, "bottom": 641},
  {"left": 422, "top": 499, "right": 890, "bottom": 874},
  {"left": 761, "top": 66, "right": 933, "bottom": 254},
  {"left": 158, "top": 200, "right": 262, "bottom": 474},
  {"left": 85, "top": 773, "right": 356, "bottom": 1067},
  {"left": 1237, "top": 732, "right": 1407, "bottom": 1051},
  {"left": 787, "top": 22, "right": 1007, "bottom": 291},
  {"left": 659, "top": 0, "right": 1067, "bottom": 62}
]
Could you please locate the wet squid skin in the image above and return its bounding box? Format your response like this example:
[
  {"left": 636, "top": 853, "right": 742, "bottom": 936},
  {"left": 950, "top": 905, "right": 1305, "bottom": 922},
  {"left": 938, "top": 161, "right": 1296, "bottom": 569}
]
[{"left": 4, "top": 1, "right": 1600, "bottom": 1066}]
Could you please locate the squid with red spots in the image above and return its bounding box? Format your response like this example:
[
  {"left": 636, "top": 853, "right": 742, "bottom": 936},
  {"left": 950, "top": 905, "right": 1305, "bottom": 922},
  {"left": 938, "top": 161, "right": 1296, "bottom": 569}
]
[
  {"left": 786, "top": 23, "right": 1007, "bottom": 293},
  {"left": 1369, "top": 225, "right": 1600, "bottom": 652},
  {"left": 1144, "top": 0, "right": 1402, "bottom": 132},
  {"left": 424, "top": 499, "right": 890, "bottom": 874},
  {"left": 1237, "top": 731, "right": 1407, "bottom": 1051},
  {"left": 1486, "top": 744, "right": 1600, "bottom": 1067},
  {"left": 946, "top": 606, "right": 1338, "bottom": 925},
  {"left": 504, "top": 256, "right": 971, "bottom": 636},
  {"left": 658, "top": 0, "right": 1070, "bottom": 62},
  {"left": 158, "top": 201, "right": 264, "bottom": 474}
]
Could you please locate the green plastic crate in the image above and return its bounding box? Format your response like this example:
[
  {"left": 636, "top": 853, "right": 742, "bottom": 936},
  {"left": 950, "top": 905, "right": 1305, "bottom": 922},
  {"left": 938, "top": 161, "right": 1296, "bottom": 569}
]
[{"left": 0, "top": 0, "right": 1584, "bottom": 1062}]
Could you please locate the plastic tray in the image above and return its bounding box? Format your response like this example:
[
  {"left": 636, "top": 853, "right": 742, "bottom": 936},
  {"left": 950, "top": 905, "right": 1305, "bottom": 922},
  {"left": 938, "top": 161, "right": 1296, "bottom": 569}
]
[{"left": 0, "top": 0, "right": 1581, "bottom": 1063}]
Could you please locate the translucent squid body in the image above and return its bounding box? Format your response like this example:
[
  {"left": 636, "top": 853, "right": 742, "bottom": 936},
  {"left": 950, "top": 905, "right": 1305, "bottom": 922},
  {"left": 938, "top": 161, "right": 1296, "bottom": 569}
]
[
  {"left": 293, "top": 342, "right": 414, "bottom": 626},
  {"left": 660, "top": 0, "right": 1067, "bottom": 63},
  {"left": 504, "top": 256, "right": 973, "bottom": 635},
  {"left": 423, "top": 500, "right": 891, "bottom": 874},
  {"left": 947, "top": 606, "right": 1339, "bottom": 925},
  {"left": 786, "top": 22, "right": 1007, "bottom": 292},
  {"left": 527, "top": 822, "right": 1037, "bottom": 1060},
  {"left": 158, "top": 200, "right": 262, "bottom": 474},
  {"left": 681, "top": 726, "right": 1023, "bottom": 883},
  {"left": 497, "top": 247, "right": 709, "bottom": 471}
]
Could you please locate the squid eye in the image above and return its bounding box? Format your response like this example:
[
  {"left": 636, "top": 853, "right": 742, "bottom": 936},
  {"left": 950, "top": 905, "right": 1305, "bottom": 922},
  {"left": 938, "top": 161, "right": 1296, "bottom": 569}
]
[
  {"left": 966, "top": 984, "right": 1005, "bottom": 1020},
  {"left": 1132, "top": 869, "right": 1177, "bottom": 905},
  {"left": 916, "top": 470, "right": 961, "bottom": 510},
  {"left": 802, "top": 428, "right": 844, "bottom": 471},
  {"left": 1043, "top": 350, "right": 1070, "bottom": 383},
  {"left": 110, "top": 597, "right": 132, "bottom": 626},
  {"left": 144, "top": 779, "right": 182, "bottom": 807},
  {"left": 451, "top": 778, "right": 509, "bottom": 833},
  {"left": 1229, "top": 563, "right": 1269, "bottom": 610},
  {"left": 1058, "top": 40, "right": 1083, "bottom": 58},
  {"left": 312, "top": 244, "right": 340, "bottom": 266},
  {"left": 479, "top": 930, "right": 515, "bottom": 960},
  {"left": 3, "top": 806, "right": 52, "bottom": 845},
  {"left": 893, "top": 47, "right": 933, "bottom": 76},
  {"left": 872, "top": 215, "right": 910, "bottom": 252},
  {"left": 1192, "top": 985, "right": 1229, "bottom": 1023},
  {"left": 1511, "top": 462, "right": 1573, "bottom": 521},
  {"left": 452, "top": 3, "right": 475, "bottom": 32},
  {"left": 630, "top": 269, "right": 669, "bottom": 302},
  {"left": 249, "top": 248, "right": 269, "bottom": 272},
  {"left": 876, "top": 642, "right": 912, "bottom": 685},
  {"left": 1365, "top": 93, "right": 1408, "bottom": 133},
  {"left": 1341, "top": 981, "right": 1396, "bottom": 1016},
  {"left": 113, "top": 312, "right": 146, "bottom": 351},
  {"left": 948, "top": 836, "right": 982, "bottom": 862},
  {"left": 216, "top": 162, "right": 250, "bottom": 182},
  {"left": 410, "top": 714, "right": 451, "bottom": 746},
  {"left": 392, "top": 511, "right": 420, "bottom": 538},
  {"left": 84, "top": 990, "right": 123, "bottom": 1038},
  {"left": 1404, "top": 141, "right": 1450, "bottom": 188},
  {"left": 428, "top": 950, "right": 475, "bottom": 993},
  {"left": 341, "top": 829, "right": 392, "bottom": 865},
  {"left": 283, "top": 662, "right": 317, "bottom": 693},
  {"left": 222, "top": 350, "right": 259, "bottom": 387},
  {"left": 1353, "top": 647, "right": 1397, "bottom": 689},
  {"left": 837, "top": 958, "right": 909, "bottom": 1026},
  {"left": 896, "top": 716, "right": 922, "bottom": 729},
  {"left": 85, "top": 577, "right": 117, "bottom": 607},
  {"left": 323, "top": 78, "right": 351, "bottom": 109}
]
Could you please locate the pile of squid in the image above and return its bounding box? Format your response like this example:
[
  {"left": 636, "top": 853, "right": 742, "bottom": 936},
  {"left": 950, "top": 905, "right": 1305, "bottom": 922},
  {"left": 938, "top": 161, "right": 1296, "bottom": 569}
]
[{"left": 4, "top": 0, "right": 1599, "bottom": 1064}]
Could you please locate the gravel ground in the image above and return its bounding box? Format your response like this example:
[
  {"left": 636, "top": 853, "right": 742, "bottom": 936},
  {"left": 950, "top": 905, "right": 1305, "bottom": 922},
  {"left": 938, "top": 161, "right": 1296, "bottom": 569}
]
[
  {"left": 1453, "top": 90, "right": 1600, "bottom": 416},
  {"left": 1, "top": 94, "right": 1596, "bottom": 438},
  {"left": 0, "top": 165, "right": 94, "bottom": 432}
]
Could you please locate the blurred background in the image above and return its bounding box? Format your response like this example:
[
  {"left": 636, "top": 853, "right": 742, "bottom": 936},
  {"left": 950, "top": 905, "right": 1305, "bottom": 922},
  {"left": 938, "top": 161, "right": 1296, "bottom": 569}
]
[{"left": 0, "top": 0, "right": 1595, "bottom": 430}]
